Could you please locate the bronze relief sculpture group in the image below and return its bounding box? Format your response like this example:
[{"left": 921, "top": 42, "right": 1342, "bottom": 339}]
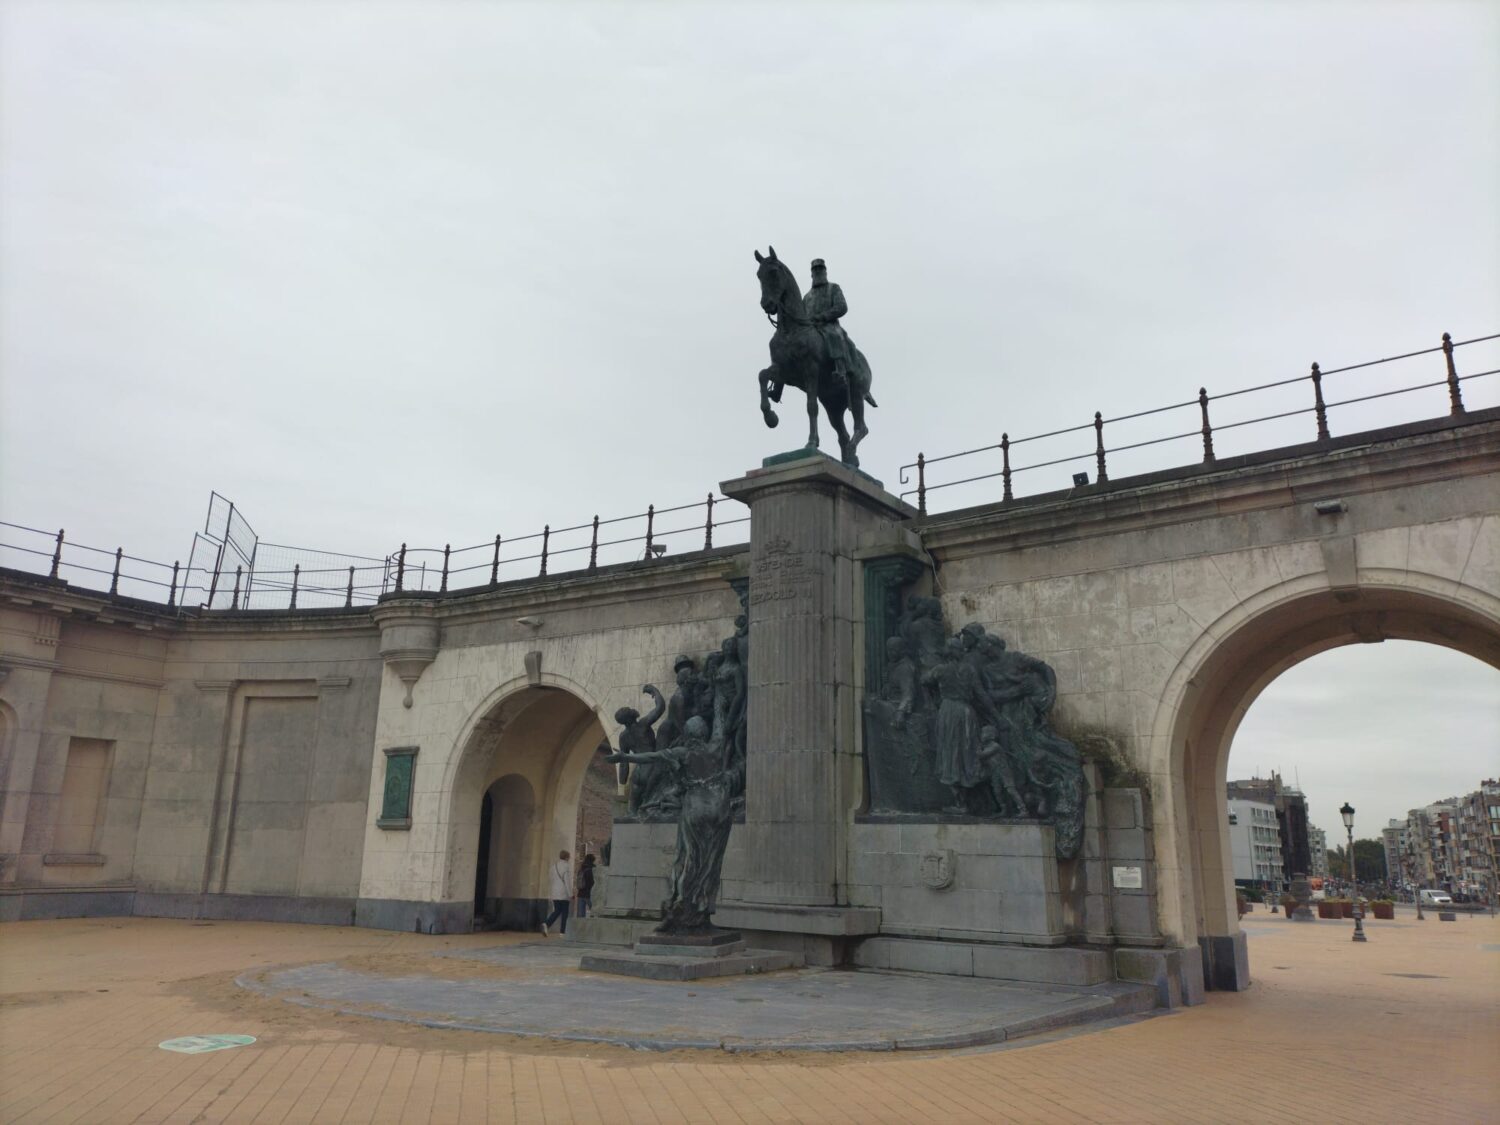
[{"left": 867, "top": 597, "right": 1087, "bottom": 859}]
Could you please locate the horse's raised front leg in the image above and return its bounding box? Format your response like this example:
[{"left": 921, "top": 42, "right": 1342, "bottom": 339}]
[{"left": 759, "top": 367, "right": 779, "bottom": 429}]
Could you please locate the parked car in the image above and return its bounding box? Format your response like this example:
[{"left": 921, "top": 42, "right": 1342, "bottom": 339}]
[{"left": 1419, "top": 889, "right": 1453, "bottom": 906}]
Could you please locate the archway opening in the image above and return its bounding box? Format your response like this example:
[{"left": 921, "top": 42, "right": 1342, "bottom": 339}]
[
  {"left": 1228, "top": 642, "right": 1500, "bottom": 910},
  {"left": 1162, "top": 584, "right": 1500, "bottom": 988},
  {"left": 445, "top": 685, "right": 612, "bottom": 931}
]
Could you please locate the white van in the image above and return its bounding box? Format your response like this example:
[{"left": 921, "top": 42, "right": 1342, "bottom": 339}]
[{"left": 1419, "top": 889, "right": 1453, "bottom": 906}]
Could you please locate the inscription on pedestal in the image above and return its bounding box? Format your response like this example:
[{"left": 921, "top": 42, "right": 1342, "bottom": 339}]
[{"left": 750, "top": 536, "right": 815, "bottom": 607}]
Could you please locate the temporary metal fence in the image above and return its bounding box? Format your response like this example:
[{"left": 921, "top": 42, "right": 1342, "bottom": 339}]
[{"left": 900, "top": 330, "right": 1500, "bottom": 515}]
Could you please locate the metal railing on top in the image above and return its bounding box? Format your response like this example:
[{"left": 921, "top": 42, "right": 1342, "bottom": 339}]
[
  {"left": 900, "top": 331, "right": 1500, "bottom": 515},
  {"left": 387, "top": 492, "right": 748, "bottom": 595},
  {"left": 0, "top": 492, "right": 750, "bottom": 611},
  {"left": 0, "top": 520, "right": 394, "bottom": 610}
]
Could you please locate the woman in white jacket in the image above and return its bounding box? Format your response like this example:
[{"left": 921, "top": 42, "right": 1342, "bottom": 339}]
[{"left": 541, "top": 850, "right": 573, "bottom": 936}]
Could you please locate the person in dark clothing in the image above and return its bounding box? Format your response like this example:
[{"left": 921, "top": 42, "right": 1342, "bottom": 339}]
[{"left": 576, "top": 853, "right": 597, "bottom": 918}]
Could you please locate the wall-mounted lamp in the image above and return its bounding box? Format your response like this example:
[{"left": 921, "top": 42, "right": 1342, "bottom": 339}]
[{"left": 1314, "top": 499, "right": 1347, "bottom": 516}]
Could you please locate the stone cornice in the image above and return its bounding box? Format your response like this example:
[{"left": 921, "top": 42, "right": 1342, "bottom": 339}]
[{"left": 403, "top": 546, "right": 748, "bottom": 629}]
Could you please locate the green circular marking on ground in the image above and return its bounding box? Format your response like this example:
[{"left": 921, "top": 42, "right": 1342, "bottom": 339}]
[{"left": 158, "top": 1034, "right": 257, "bottom": 1054}]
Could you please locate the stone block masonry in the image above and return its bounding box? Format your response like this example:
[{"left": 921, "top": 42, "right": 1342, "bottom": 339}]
[{"left": 720, "top": 452, "right": 916, "bottom": 908}]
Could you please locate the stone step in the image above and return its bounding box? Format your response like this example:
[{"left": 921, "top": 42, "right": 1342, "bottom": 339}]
[
  {"left": 854, "top": 936, "right": 1114, "bottom": 987},
  {"left": 568, "top": 916, "right": 658, "bottom": 946},
  {"left": 579, "top": 947, "right": 805, "bottom": 981},
  {"left": 636, "top": 930, "right": 745, "bottom": 958},
  {"left": 712, "top": 902, "right": 882, "bottom": 936}
]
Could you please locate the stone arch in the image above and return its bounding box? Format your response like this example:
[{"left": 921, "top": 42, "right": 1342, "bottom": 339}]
[
  {"left": 476, "top": 773, "right": 538, "bottom": 926},
  {"left": 1145, "top": 571, "right": 1500, "bottom": 985},
  {"left": 438, "top": 674, "right": 609, "bottom": 921},
  {"left": 0, "top": 697, "right": 14, "bottom": 882}
]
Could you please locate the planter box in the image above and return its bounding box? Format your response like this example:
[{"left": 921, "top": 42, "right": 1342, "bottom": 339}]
[
  {"left": 1341, "top": 901, "right": 1355, "bottom": 918},
  {"left": 1372, "top": 902, "right": 1395, "bottom": 920},
  {"left": 1317, "top": 901, "right": 1343, "bottom": 919}
]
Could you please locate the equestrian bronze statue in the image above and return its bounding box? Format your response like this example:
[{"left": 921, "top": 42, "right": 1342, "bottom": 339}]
[{"left": 753, "top": 247, "right": 877, "bottom": 468}]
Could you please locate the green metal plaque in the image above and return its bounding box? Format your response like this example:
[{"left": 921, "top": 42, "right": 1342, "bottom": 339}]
[{"left": 378, "top": 745, "right": 418, "bottom": 829}]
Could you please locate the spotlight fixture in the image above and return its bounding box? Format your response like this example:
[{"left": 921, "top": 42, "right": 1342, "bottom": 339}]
[{"left": 1072, "top": 472, "right": 1090, "bottom": 487}]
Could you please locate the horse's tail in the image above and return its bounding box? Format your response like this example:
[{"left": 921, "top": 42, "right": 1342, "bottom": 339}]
[{"left": 864, "top": 391, "right": 878, "bottom": 408}]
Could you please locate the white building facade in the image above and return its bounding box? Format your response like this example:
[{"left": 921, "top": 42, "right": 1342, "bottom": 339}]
[
  {"left": 1228, "top": 799, "right": 1285, "bottom": 887},
  {"left": 1308, "top": 826, "right": 1328, "bottom": 880}
]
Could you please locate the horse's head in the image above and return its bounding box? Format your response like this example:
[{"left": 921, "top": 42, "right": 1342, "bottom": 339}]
[{"left": 754, "top": 246, "right": 793, "bottom": 315}]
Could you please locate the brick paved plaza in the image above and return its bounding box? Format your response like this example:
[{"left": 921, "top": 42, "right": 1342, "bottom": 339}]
[{"left": 2, "top": 907, "right": 1496, "bottom": 1123}]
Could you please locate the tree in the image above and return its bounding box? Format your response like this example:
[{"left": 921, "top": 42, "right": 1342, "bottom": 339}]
[
  {"left": 1352, "top": 838, "right": 1387, "bottom": 884},
  {"left": 1327, "top": 847, "right": 1348, "bottom": 881}
]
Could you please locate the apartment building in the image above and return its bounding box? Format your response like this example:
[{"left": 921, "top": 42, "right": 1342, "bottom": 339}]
[{"left": 1227, "top": 798, "right": 1286, "bottom": 887}]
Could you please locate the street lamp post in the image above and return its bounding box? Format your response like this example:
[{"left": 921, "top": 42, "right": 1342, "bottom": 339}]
[
  {"left": 1341, "top": 802, "right": 1368, "bottom": 942},
  {"left": 1410, "top": 855, "right": 1424, "bottom": 921}
]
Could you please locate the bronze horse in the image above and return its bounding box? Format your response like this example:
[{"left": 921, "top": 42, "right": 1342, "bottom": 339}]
[{"left": 754, "top": 247, "right": 877, "bottom": 467}]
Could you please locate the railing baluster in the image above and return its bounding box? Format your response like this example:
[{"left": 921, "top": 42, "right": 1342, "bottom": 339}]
[
  {"left": 916, "top": 453, "right": 927, "bottom": 515},
  {"left": 49, "top": 529, "right": 64, "bottom": 578},
  {"left": 396, "top": 544, "right": 407, "bottom": 591},
  {"left": 290, "top": 564, "right": 300, "bottom": 609},
  {"left": 1199, "top": 387, "right": 1216, "bottom": 463},
  {"left": 231, "top": 565, "right": 242, "bottom": 609},
  {"left": 346, "top": 566, "right": 355, "bottom": 608},
  {"left": 1442, "top": 332, "right": 1465, "bottom": 415},
  {"left": 704, "top": 493, "right": 715, "bottom": 550},
  {"left": 168, "top": 561, "right": 179, "bottom": 607},
  {"left": 1094, "top": 413, "right": 1108, "bottom": 483},
  {"left": 1001, "top": 434, "right": 1013, "bottom": 502},
  {"left": 1311, "top": 363, "right": 1330, "bottom": 441},
  {"left": 539, "top": 525, "right": 550, "bottom": 577},
  {"left": 109, "top": 548, "right": 123, "bottom": 595},
  {"left": 588, "top": 516, "right": 599, "bottom": 572},
  {"left": 491, "top": 535, "right": 502, "bottom": 585},
  {"left": 440, "top": 544, "right": 450, "bottom": 592}
]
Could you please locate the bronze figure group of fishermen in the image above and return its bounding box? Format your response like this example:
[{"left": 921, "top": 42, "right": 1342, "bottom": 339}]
[{"left": 603, "top": 616, "right": 748, "bottom": 933}]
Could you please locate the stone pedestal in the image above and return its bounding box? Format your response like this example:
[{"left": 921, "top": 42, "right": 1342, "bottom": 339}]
[{"left": 719, "top": 453, "right": 916, "bottom": 908}]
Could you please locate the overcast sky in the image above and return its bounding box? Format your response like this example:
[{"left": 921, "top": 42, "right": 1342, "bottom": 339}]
[{"left": 2, "top": 2, "right": 1496, "bottom": 832}]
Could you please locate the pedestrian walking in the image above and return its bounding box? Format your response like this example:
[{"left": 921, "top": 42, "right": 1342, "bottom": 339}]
[
  {"left": 541, "top": 849, "right": 573, "bottom": 936},
  {"left": 576, "top": 853, "right": 597, "bottom": 918}
]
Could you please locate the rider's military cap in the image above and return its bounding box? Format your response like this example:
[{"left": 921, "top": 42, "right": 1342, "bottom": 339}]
[{"left": 810, "top": 258, "right": 826, "bottom": 270}]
